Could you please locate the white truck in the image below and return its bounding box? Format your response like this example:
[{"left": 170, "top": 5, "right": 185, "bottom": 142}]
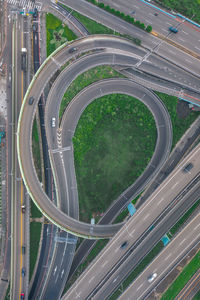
[{"left": 21, "top": 48, "right": 27, "bottom": 72}]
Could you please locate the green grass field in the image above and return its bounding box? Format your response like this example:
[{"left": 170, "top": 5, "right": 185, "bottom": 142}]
[
  {"left": 73, "top": 93, "right": 157, "bottom": 221},
  {"left": 46, "top": 13, "right": 77, "bottom": 56},
  {"left": 30, "top": 222, "right": 42, "bottom": 280},
  {"left": 161, "top": 250, "right": 200, "bottom": 300},
  {"left": 159, "top": 0, "right": 200, "bottom": 23},
  {"left": 59, "top": 66, "right": 124, "bottom": 118},
  {"left": 60, "top": 4, "right": 117, "bottom": 35}
]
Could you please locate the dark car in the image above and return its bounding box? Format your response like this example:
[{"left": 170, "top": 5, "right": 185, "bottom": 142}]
[
  {"left": 32, "top": 23, "right": 37, "bottom": 32},
  {"left": 21, "top": 267, "right": 26, "bottom": 277},
  {"left": 20, "top": 293, "right": 25, "bottom": 300},
  {"left": 69, "top": 47, "right": 77, "bottom": 53},
  {"left": 28, "top": 96, "right": 34, "bottom": 105},
  {"left": 33, "top": 8, "right": 38, "bottom": 19},
  {"left": 154, "top": 13, "right": 158, "bottom": 16},
  {"left": 182, "top": 163, "right": 193, "bottom": 173},
  {"left": 120, "top": 241, "right": 128, "bottom": 249},
  {"left": 22, "top": 246, "right": 26, "bottom": 255}
]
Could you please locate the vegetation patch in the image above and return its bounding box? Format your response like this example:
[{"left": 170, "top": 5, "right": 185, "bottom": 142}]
[
  {"left": 158, "top": 0, "right": 200, "bottom": 23},
  {"left": 60, "top": 3, "right": 141, "bottom": 45},
  {"left": 73, "top": 94, "right": 157, "bottom": 222},
  {"left": 30, "top": 222, "right": 42, "bottom": 280},
  {"left": 85, "top": 0, "right": 152, "bottom": 31},
  {"left": 161, "top": 249, "right": 200, "bottom": 300},
  {"left": 31, "top": 200, "right": 42, "bottom": 218},
  {"left": 60, "top": 66, "right": 123, "bottom": 118},
  {"left": 156, "top": 93, "right": 199, "bottom": 148},
  {"left": 46, "top": 13, "right": 77, "bottom": 56},
  {"left": 32, "top": 119, "right": 42, "bottom": 182}
]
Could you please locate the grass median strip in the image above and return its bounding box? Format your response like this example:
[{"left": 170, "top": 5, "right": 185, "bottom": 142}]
[{"left": 161, "top": 249, "right": 200, "bottom": 300}]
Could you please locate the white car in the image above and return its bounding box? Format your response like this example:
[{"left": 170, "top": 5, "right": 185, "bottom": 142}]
[
  {"left": 148, "top": 272, "right": 157, "bottom": 283},
  {"left": 51, "top": 117, "right": 56, "bottom": 128}
]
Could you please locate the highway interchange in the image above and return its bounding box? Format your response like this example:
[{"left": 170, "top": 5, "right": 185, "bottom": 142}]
[{"left": 1, "top": 0, "right": 200, "bottom": 299}]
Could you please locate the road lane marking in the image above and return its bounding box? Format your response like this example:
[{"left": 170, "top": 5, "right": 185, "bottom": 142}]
[
  {"left": 194, "top": 223, "right": 200, "bottom": 231},
  {"left": 179, "top": 238, "right": 186, "bottom": 246},
  {"left": 171, "top": 181, "right": 179, "bottom": 189},
  {"left": 164, "top": 253, "right": 172, "bottom": 261},
  {"left": 143, "top": 213, "right": 150, "bottom": 221},
  {"left": 137, "top": 283, "right": 144, "bottom": 291},
  {"left": 89, "top": 276, "right": 95, "bottom": 283},
  {"left": 157, "top": 197, "right": 164, "bottom": 205},
  {"left": 101, "top": 260, "right": 108, "bottom": 268}
]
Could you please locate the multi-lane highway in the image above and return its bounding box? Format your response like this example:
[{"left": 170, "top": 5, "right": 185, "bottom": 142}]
[
  {"left": 1, "top": 0, "right": 199, "bottom": 299},
  {"left": 62, "top": 142, "right": 200, "bottom": 299},
  {"left": 57, "top": 0, "right": 200, "bottom": 77},
  {"left": 17, "top": 32, "right": 200, "bottom": 238}
]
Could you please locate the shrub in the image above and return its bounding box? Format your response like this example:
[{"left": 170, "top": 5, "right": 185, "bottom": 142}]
[{"left": 146, "top": 25, "right": 152, "bottom": 32}]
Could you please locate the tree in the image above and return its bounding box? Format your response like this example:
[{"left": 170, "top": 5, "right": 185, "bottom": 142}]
[{"left": 146, "top": 25, "right": 152, "bottom": 33}]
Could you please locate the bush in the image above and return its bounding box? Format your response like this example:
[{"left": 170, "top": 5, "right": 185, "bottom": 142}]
[{"left": 146, "top": 25, "right": 153, "bottom": 32}]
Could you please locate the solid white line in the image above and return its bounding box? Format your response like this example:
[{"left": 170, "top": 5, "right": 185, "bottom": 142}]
[{"left": 195, "top": 46, "right": 200, "bottom": 51}]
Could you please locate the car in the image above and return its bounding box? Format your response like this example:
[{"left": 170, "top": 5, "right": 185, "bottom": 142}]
[
  {"left": 28, "top": 96, "right": 34, "bottom": 105},
  {"left": 21, "top": 205, "right": 25, "bottom": 213},
  {"left": 169, "top": 26, "right": 178, "bottom": 33},
  {"left": 148, "top": 272, "right": 157, "bottom": 283},
  {"left": 120, "top": 241, "right": 128, "bottom": 249},
  {"left": 182, "top": 163, "right": 193, "bottom": 173},
  {"left": 51, "top": 117, "right": 56, "bottom": 128},
  {"left": 21, "top": 267, "right": 26, "bottom": 277},
  {"left": 69, "top": 47, "right": 77, "bottom": 53},
  {"left": 22, "top": 246, "right": 26, "bottom": 255},
  {"left": 33, "top": 8, "right": 38, "bottom": 18},
  {"left": 32, "top": 23, "right": 37, "bottom": 32},
  {"left": 154, "top": 13, "right": 158, "bottom": 16},
  {"left": 20, "top": 293, "right": 25, "bottom": 300}
]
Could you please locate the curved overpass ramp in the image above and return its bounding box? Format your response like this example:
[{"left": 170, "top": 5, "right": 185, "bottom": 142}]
[{"left": 17, "top": 35, "right": 172, "bottom": 238}]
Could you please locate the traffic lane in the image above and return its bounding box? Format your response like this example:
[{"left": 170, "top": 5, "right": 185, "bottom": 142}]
[
  {"left": 101, "top": 0, "right": 200, "bottom": 54},
  {"left": 118, "top": 213, "right": 200, "bottom": 300},
  {"left": 91, "top": 180, "right": 200, "bottom": 299},
  {"left": 58, "top": 0, "right": 160, "bottom": 48},
  {"left": 121, "top": 67, "right": 200, "bottom": 104},
  {"left": 62, "top": 145, "right": 200, "bottom": 299},
  {"left": 58, "top": 0, "right": 200, "bottom": 75},
  {"left": 141, "top": 55, "right": 200, "bottom": 91},
  {"left": 51, "top": 2, "right": 90, "bottom": 36},
  {"left": 154, "top": 40, "right": 200, "bottom": 77},
  {"left": 40, "top": 232, "right": 77, "bottom": 300}
]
